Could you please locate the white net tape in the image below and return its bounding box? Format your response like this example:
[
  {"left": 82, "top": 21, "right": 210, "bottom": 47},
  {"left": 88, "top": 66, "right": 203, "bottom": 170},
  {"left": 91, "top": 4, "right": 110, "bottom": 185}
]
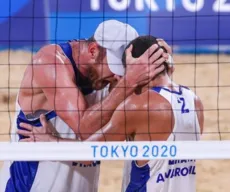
[{"left": 1, "top": 141, "right": 230, "bottom": 161}]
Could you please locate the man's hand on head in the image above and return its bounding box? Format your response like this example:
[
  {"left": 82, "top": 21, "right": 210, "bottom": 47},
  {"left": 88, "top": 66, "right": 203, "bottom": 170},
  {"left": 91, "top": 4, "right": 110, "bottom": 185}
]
[
  {"left": 124, "top": 44, "right": 166, "bottom": 87},
  {"left": 156, "top": 38, "right": 172, "bottom": 54}
]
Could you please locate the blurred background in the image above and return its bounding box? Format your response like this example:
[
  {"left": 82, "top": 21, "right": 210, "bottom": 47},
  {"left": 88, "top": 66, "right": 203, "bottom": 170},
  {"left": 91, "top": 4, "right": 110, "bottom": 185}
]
[
  {"left": 0, "top": 0, "right": 230, "bottom": 52},
  {"left": 0, "top": 0, "right": 230, "bottom": 191}
]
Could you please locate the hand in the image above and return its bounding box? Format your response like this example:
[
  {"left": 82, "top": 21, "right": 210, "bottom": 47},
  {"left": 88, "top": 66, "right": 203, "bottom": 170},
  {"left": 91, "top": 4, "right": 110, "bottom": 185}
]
[
  {"left": 157, "top": 38, "right": 175, "bottom": 77},
  {"left": 156, "top": 38, "right": 172, "bottom": 54},
  {"left": 17, "top": 114, "right": 58, "bottom": 142},
  {"left": 125, "top": 44, "right": 165, "bottom": 87}
]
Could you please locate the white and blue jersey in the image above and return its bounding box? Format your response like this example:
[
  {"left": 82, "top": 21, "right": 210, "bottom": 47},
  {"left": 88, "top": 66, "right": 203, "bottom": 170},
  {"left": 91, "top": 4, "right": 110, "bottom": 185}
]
[
  {"left": 122, "top": 85, "right": 201, "bottom": 192},
  {"left": 0, "top": 42, "right": 109, "bottom": 192}
]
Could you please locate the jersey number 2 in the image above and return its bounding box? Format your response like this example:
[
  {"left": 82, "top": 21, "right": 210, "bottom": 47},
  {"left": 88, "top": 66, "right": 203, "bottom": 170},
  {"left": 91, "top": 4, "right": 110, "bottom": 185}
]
[{"left": 177, "top": 97, "right": 190, "bottom": 114}]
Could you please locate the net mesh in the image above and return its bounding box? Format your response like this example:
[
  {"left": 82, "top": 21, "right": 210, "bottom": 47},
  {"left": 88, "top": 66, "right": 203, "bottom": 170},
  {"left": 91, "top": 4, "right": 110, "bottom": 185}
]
[
  {"left": 0, "top": 0, "right": 230, "bottom": 191},
  {"left": 0, "top": 1, "right": 229, "bottom": 144}
]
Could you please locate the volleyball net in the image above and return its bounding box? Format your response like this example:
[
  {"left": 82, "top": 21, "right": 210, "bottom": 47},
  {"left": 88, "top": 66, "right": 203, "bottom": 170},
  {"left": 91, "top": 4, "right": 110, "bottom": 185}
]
[
  {"left": 1, "top": 141, "right": 230, "bottom": 161},
  {"left": 0, "top": 0, "right": 230, "bottom": 162}
]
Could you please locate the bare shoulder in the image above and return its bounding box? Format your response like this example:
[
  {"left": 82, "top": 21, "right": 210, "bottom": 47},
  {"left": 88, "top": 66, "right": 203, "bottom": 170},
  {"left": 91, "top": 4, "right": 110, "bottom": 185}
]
[
  {"left": 121, "top": 89, "right": 173, "bottom": 139},
  {"left": 38, "top": 44, "right": 62, "bottom": 55},
  {"left": 33, "top": 44, "right": 68, "bottom": 65},
  {"left": 29, "top": 44, "right": 75, "bottom": 84},
  {"left": 123, "top": 89, "right": 171, "bottom": 112}
]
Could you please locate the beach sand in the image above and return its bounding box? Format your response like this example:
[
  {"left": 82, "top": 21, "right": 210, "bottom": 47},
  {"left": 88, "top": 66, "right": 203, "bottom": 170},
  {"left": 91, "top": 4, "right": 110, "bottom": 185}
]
[{"left": 0, "top": 51, "right": 229, "bottom": 192}]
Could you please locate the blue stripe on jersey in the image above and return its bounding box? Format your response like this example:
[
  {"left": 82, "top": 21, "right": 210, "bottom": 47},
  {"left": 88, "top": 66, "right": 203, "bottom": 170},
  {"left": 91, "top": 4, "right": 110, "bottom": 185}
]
[
  {"left": 152, "top": 85, "right": 190, "bottom": 95},
  {"left": 152, "top": 86, "right": 162, "bottom": 93},
  {"left": 58, "top": 42, "right": 93, "bottom": 95},
  {"left": 126, "top": 161, "right": 150, "bottom": 192},
  {"left": 5, "top": 111, "right": 57, "bottom": 192},
  {"left": 17, "top": 110, "right": 57, "bottom": 140}
]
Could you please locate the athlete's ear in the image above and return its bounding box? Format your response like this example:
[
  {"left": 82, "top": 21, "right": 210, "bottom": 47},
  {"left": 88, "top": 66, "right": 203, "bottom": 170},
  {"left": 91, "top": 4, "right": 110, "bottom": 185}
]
[{"left": 88, "top": 42, "right": 100, "bottom": 59}]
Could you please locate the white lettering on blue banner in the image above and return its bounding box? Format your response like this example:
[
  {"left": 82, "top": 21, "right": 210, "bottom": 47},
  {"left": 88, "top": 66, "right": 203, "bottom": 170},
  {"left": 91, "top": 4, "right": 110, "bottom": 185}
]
[{"left": 90, "top": 0, "right": 230, "bottom": 12}]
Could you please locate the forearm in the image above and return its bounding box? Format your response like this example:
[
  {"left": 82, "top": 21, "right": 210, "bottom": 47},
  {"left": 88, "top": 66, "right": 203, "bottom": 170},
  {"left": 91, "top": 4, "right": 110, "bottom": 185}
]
[{"left": 79, "top": 78, "right": 135, "bottom": 140}]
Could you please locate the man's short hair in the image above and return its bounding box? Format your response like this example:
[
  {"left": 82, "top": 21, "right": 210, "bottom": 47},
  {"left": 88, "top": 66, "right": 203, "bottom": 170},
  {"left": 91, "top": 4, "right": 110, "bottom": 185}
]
[
  {"left": 87, "top": 36, "right": 95, "bottom": 43},
  {"left": 122, "top": 35, "right": 168, "bottom": 73}
]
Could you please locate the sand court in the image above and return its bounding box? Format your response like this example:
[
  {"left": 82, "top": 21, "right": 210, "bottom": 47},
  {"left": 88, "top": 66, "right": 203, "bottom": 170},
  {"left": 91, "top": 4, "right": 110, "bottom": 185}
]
[{"left": 0, "top": 51, "right": 230, "bottom": 192}]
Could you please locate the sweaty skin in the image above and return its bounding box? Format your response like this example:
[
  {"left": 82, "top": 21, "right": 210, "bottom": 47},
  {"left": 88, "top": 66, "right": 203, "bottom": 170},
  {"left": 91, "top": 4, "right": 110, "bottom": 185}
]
[
  {"left": 18, "top": 70, "right": 204, "bottom": 166},
  {"left": 84, "top": 76, "right": 204, "bottom": 166},
  {"left": 18, "top": 41, "right": 167, "bottom": 140}
]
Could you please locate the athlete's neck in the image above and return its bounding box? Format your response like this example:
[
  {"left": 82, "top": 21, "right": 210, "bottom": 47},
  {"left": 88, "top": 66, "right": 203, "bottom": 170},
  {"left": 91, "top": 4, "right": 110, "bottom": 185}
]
[
  {"left": 137, "top": 73, "right": 172, "bottom": 94},
  {"left": 69, "top": 41, "right": 90, "bottom": 77}
]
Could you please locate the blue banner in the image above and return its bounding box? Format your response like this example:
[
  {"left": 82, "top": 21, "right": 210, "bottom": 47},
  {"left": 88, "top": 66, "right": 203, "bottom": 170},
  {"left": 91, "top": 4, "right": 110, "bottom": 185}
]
[
  {"left": 0, "top": 0, "right": 230, "bottom": 53},
  {"left": 0, "top": 0, "right": 48, "bottom": 50}
]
